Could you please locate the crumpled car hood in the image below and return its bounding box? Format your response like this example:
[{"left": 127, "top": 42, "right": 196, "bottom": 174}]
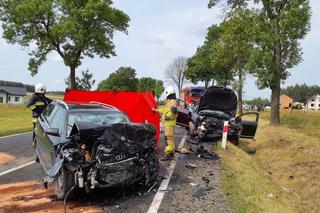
[
  {"left": 197, "top": 86, "right": 238, "bottom": 116},
  {"left": 69, "top": 121, "right": 156, "bottom": 144}
]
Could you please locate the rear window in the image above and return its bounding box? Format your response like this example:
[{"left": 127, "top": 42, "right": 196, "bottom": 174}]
[{"left": 67, "top": 110, "right": 130, "bottom": 135}]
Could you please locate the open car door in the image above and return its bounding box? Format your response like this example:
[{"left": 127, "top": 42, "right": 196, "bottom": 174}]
[
  {"left": 176, "top": 108, "right": 191, "bottom": 128},
  {"left": 239, "top": 112, "right": 259, "bottom": 139}
]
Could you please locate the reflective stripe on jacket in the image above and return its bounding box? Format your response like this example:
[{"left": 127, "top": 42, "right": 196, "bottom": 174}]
[
  {"left": 157, "top": 99, "right": 178, "bottom": 126},
  {"left": 27, "top": 93, "right": 52, "bottom": 118}
]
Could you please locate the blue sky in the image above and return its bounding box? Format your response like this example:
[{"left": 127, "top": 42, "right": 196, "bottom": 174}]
[{"left": 0, "top": 0, "right": 319, "bottom": 99}]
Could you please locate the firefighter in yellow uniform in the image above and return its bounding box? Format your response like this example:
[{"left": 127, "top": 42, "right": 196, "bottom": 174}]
[
  {"left": 153, "top": 86, "right": 178, "bottom": 161},
  {"left": 27, "top": 83, "right": 52, "bottom": 142}
]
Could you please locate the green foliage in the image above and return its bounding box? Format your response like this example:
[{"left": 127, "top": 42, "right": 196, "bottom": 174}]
[
  {"left": 0, "top": 0, "right": 130, "bottom": 88},
  {"left": 281, "top": 84, "right": 320, "bottom": 103},
  {"left": 97, "top": 67, "right": 139, "bottom": 91},
  {"left": 185, "top": 25, "right": 233, "bottom": 87},
  {"left": 65, "top": 69, "right": 95, "bottom": 90},
  {"left": 137, "top": 77, "right": 164, "bottom": 100},
  {"left": 0, "top": 80, "right": 34, "bottom": 92},
  {"left": 208, "top": 0, "right": 311, "bottom": 124},
  {"left": 217, "top": 8, "right": 256, "bottom": 72},
  {"left": 247, "top": 1, "right": 311, "bottom": 89}
]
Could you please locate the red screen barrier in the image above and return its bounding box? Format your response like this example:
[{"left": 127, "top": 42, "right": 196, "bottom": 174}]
[{"left": 64, "top": 89, "right": 160, "bottom": 142}]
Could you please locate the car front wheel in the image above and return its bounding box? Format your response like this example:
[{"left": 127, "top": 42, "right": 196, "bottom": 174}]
[{"left": 54, "top": 167, "right": 75, "bottom": 200}]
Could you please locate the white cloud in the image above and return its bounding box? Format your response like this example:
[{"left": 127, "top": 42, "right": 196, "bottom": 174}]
[{"left": 55, "top": 79, "right": 64, "bottom": 85}]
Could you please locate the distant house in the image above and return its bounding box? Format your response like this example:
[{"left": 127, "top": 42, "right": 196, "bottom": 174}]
[
  {"left": 280, "top": 94, "right": 293, "bottom": 109},
  {"left": 306, "top": 94, "right": 320, "bottom": 111},
  {"left": 0, "top": 86, "right": 27, "bottom": 104}
]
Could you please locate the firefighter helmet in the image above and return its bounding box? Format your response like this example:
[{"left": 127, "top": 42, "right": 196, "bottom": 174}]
[
  {"left": 164, "top": 86, "right": 175, "bottom": 97},
  {"left": 35, "top": 83, "right": 47, "bottom": 94}
]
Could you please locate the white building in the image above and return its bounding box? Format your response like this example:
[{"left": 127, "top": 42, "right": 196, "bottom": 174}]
[
  {"left": 306, "top": 94, "right": 320, "bottom": 111},
  {"left": 0, "top": 86, "right": 27, "bottom": 104}
]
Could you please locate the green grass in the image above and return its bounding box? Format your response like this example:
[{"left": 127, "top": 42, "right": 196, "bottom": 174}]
[
  {"left": 0, "top": 93, "right": 64, "bottom": 137},
  {"left": 220, "top": 113, "right": 320, "bottom": 213},
  {"left": 260, "top": 110, "right": 320, "bottom": 138},
  {"left": 0, "top": 104, "right": 32, "bottom": 136}
]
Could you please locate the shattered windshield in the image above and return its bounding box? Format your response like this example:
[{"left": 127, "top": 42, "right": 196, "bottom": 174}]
[{"left": 67, "top": 110, "right": 129, "bottom": 135}]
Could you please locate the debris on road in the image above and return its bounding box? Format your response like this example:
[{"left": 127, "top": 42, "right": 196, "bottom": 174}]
[
  {"left": 185, "top": 163, "right": 198, "bottom": 170},
  {"left": 190, "top": 182, "right": 197, "bottom": 186},
  {"left": 192, "top": 186, "right": 213, "bottom": 199},
  {"left": 176, "top": 147, "right": 190, "bottom": 154},
  {"left": 202, "top": 177, "right": 210, "bottom": 184}
]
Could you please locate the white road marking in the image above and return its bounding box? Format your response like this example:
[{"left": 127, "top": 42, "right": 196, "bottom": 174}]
[
  {"left": 0, "top": 161, "right": 35, "bottom": 177},
  {"left": 147, "top": 134, "right": 187, "bottom": 213},
  {"left": 0, "top": 131, "right": 32, "bottom": 140}
]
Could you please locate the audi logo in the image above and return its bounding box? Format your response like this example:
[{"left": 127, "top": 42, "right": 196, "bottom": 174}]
[{"left": 115, "top": 154, "right": 126, "bottom": 161}]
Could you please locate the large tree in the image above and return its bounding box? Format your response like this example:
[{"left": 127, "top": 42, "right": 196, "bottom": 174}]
[
  {"left": 208, "top": 0, "right": 311, "bottom": 125},
  {"left": 137, "top": 77, "right": 164, "bottom": 101},
  {"left": 214, "top": 8, "right": 256, "bottom": 115},
  {"left": 0, "top": 0, "right": 129, "bottom": 89},
  {"left": 97, "top": 67, "right": 139, "bottom": 91},
  {"left": 165, "top": 57, "right": 188, "bottom": 97}
]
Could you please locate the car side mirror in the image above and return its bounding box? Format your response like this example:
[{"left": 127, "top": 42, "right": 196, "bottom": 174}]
[{"left": 46, "top": 128, "right": 60, "bottom": 137}]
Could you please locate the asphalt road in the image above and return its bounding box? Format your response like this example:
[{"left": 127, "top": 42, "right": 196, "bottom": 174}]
[{"left": 0, "top": 129, "right": 229, "bottom": 213}]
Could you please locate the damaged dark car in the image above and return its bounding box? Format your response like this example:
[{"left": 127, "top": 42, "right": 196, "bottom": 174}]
[
  {"left": 34, "top": 101, "right": 159, "bottom": 199},
  {"left": 176, "top": 86, "right": 259, "bottom": 145}
]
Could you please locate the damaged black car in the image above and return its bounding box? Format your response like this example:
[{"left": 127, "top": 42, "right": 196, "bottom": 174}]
[
  {"left": 34, "top": 101, "right": 159, "bottom": 199},
  {"left": 176, "top": 86, "right": 259, "bottom": 145}
]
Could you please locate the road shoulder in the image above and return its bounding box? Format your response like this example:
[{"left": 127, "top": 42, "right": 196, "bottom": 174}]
[{"left": 159, "top": 140, "right": 230, "bottom": 213}]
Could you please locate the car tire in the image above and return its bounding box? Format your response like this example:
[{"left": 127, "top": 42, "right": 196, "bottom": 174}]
[
  {"left": 54, "top": 167, "right": 75, "bottom": 200},
  {"left": 32, "top": 139, "right": 39, "bottom": 163},
  {"left": 33, "top": 152, "right": 39, "bottom": 163}
]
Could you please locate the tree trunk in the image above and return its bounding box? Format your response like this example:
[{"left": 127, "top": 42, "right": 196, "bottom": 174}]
[
  {"left": 270, "top": 24, "right": 281, "bottom": 125},
  {"left": 270, "top": 80, "right": 281, "bottom": 125},
  {"left": 205, "top": 80, "right": 209, "bottom": 88},
  {"left": 237, "top": 70, "right": 243, "bottom": 115},
  {"left": 69, "top": 66, "right": 77, "bottom": 89}
]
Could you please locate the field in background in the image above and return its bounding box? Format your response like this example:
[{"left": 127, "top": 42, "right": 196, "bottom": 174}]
[
  {"left": 1, "top": 93, "right": 64, "bottom": 136},
  {"left": 260, "top": 110, "right": 320, "bottom": 139},
  {"left": 0, "top": 104, "right": 32, "bottom": 136},
  {"left": 220, "top": 111, "right": 320, "bottom": 213}
]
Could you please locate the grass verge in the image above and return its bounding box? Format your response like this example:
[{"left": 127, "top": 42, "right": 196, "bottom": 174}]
[
  {"left": 0, "top": 104, "right": 32, "bottom": 136},
  {"left": 1, "top": 93, "right": 64, "bottom": 137},
  {"left": 219, "top": 115, "right": 320, "bottom": 213},
  {"left": 260, "top": 110, "right": 320, "bottom": 138}
]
